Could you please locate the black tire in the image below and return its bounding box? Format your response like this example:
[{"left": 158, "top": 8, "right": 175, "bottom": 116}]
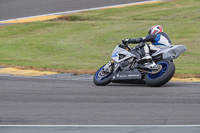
[
  {"left": 93, "top": 65, "right": 112, "bottom": 86},
  {"left": 145, "top": 60, "right": 175, "bottom": 87}
]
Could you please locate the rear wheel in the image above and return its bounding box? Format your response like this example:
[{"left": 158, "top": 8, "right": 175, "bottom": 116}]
[
  {"left": 145, "top": 60, "right": 175, "bottom": 87},
  {"left": 93, "top": 64, "right": 113, "bottom": 86}
]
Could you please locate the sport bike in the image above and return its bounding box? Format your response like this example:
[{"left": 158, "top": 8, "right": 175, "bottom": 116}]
[{"left": 93, "top": 42, "right": 186, "bottom": 87}]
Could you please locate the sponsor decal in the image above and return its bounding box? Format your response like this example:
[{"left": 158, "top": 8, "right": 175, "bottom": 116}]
[
  {"left": 171, "top": 50, "right": 177, "bottom": 56},
  {"left": 112, "top": 52, "right": 119, "bottom": 57},
  {"left": 116, "top": 74, "right": 140, "bottom": 78},
  {"left": 119, "top": 75, "right": 127, "bottom": 78},
  {"left": 128, "top": 74, "right": 140, "bottom": 77}
]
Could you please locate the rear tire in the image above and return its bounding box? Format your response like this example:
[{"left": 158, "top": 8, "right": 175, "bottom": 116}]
[
  {"left": 145, "top": 60, "right": 175, "bottom": 87},
  {"left": 93, "top": 65, "right": 112, "bottom": 86}
]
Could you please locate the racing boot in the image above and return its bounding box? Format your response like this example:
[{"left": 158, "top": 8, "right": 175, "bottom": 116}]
[{"left": 139, "top": 54, "right": 162, "bottom": 73}]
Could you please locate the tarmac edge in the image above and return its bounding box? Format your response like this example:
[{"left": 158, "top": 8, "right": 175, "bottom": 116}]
[
  {"left": 0, "top": 0, "right": 168, "bottom": 24},
  {"left": 0, "top": 67, "right": 200, "bottom": 83}
]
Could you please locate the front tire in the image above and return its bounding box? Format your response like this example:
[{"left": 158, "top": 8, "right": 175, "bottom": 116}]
[
  {"left": 145, "top": 60, "right": 175, "bottom": 87},
  {"left": 93, "top": 65, "right": 112, "bottom": 86}
]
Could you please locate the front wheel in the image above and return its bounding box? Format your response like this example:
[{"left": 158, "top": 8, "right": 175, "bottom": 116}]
[
  {"left": 93, "top": 64, "right": 113, "bottom": 86},
  {"left": 145, "top": 60, "right": 175, "bottom": 87}
]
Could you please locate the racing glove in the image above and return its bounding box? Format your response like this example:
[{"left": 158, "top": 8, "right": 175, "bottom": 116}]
[{"left": 121, "top": 39, "right": 130, "bottom": 45}]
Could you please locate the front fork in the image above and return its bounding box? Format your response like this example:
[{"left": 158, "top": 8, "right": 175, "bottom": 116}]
[{"left": 103, "top": 60, "right": 114, "bottom": 73}]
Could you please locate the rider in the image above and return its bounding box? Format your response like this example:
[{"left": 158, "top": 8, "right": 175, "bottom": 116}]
[{"left": 122, "top": 25, "right": 172, "bottom": 69}]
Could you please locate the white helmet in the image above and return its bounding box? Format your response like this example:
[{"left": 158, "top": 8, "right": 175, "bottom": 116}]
[{"left": 148, "top": 25, "right": 163, "bottom": 34}]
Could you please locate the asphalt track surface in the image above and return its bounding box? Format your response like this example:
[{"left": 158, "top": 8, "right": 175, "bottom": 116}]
[
  {"left": 1, "top": 126, "right": 200, "bottom": 133},
  {"left": 0, "top": 75, "right": 200, "bottom": 125},
  {"left": 0, "top": 0, "right": 153, "bottom": 21}
]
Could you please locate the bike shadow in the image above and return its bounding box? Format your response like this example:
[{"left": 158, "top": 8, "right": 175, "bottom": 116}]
[{"left": 107, "top": 82, "right": 183, "bottom": 88}]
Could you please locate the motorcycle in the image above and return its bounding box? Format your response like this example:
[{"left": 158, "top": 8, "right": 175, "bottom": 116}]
[{"left": 93, "top": 42, "right": 186, "bottom": 87}]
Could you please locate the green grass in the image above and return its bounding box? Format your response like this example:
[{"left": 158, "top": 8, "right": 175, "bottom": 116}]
[{"left": 0, "top": 0, "right": 200, "bottom": 74}]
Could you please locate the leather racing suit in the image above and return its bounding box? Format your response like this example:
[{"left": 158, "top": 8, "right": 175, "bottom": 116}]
[{"left": 128, "top": 32, "right": 172, "bottom": 55}]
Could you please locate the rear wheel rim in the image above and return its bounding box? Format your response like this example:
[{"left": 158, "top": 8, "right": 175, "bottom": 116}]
[{"left": 147, "top": 62, "right": 168, "bottom": 79}]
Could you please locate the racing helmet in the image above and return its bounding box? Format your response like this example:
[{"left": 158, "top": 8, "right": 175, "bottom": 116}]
[{"left": 148, "top": 25, "right": 163, "bottom": 34}]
